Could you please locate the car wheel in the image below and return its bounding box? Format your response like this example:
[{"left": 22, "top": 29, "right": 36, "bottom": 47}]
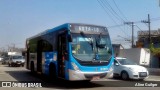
[{"left": 121, "top": 71, "right": 129, "bottom": 80}]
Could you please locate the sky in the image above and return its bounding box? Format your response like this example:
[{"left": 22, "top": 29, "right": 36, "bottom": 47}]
[{"left": 0, "top": 0, "right": 160, "bottom": 50}]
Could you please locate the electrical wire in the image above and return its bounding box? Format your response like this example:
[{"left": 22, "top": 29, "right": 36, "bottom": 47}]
[
  {"left": 97, "top": 0, "right": 130, "bottom": 37},
  {"left": 107, "top": 17, "right": 160, "bottom": 28},
  {"left": 102, "top": 0, "right": 125, "bottom": 22},
  {"left": 112, "top": 0, "right": 128, "bottom": 21},
  {"left": 97, "top": 0, "right": 118, "bottom": 25}
]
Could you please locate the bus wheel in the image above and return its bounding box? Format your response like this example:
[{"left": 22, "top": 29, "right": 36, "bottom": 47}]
[
  {"left": 31, "top": 62, "right": 35, "bottom": 75},
  {"left": 49, "top": 64, "right": 57, "bottom": 81}
]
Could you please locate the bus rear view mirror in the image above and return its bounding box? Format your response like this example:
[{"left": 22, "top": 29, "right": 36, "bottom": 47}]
[{"left": 68, "top": 34, "right": 72, "bottom": 42}]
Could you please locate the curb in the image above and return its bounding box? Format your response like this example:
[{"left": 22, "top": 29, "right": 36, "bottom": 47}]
[{"left": 147, "top": 68, "right": 160, "bottom": 76}]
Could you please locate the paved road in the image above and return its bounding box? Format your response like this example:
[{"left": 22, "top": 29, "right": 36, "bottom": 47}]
[{"left": 0, "top": 64, "right": 160, "bottom": 90}]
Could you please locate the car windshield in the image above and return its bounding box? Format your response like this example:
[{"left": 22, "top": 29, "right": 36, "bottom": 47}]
[
  {"left": 117, "top": 58, "right": 137, "bottom": 65},
  {"left": 71, "top": 33, "right": 112, "bottom": 62},
  {"left": 12, "top": 56, "right": 23, "bottom": 59}
]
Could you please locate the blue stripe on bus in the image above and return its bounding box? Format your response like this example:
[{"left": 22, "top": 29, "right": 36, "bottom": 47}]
[
  {"left": 69, "top": 55, "right": 114, "bottom": 72},
  {"left": 45, "top": 23, "right": 70, "bottom": 34},
  {"left": 65, "top": 61, "right": 69, "bottom": 80}
]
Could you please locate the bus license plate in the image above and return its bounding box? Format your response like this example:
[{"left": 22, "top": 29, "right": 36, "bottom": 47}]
[{"left": 92, "top": 76, "right": 100, "bottom": 80}]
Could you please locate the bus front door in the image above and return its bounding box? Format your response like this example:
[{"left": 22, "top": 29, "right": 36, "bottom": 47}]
[{"left": 58, "top": 32, "right": 67, "bottom": 78}]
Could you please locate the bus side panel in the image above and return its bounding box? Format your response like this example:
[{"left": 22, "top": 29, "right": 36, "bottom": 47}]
[
  {"left": 42, "top": 52, "right": 58, "bottom": 75},
  {"left": 65, "top": 60, "right": 70, "bottom": 80}
]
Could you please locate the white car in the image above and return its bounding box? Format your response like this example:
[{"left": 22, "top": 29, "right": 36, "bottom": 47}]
[
  {"left": 8, "top": 55, "right": 25, "bottom": 67},
  {"left": 113, "top": 57, "right": 149, "bottom": 80}
]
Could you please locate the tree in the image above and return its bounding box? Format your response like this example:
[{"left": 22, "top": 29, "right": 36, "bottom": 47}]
[{"left": 150, "top": 43, "right": 160, "bottom": 56}]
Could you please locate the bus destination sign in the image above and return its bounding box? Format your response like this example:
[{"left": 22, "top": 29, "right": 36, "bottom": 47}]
[{"left": 70, "top": 24, "right": 108, "bottom": 34}]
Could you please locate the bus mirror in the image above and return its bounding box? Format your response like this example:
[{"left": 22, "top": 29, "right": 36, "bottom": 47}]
[{"left": 68, "top": 34, "right": 72, "bottom": 42}]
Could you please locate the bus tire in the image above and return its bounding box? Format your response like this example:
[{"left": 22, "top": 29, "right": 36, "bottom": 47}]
[
  {"left": 49, "top": 64, "right": 57, "bottom": 81},
  {"left": 30, "top": 62, "right": 35, "bottom": 75}
]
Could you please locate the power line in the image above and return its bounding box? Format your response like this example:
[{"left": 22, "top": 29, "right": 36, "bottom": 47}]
[
  {"left": 99, "top": 0, "right": 122, "bottom": 22},
  {"left": 107, "top": 17, "right": 160, "bottom": 28},
  {"left": 150, "top": 17, "right": 160, "bottom": 21},
  {"left": 97, "top": 0, "right": 118, "bottom": 24},
  {"left": 97, "top": 0, "right": 130, "bottom": 37},
  {"left": 135, "top": 25, "right": 143, "bottom": 31},
  {"left": 112, "top": 0, "right": 128, "bottom": 21},
  {"left": 107, "top": 0, "right": 136, "bottom": 37},
  {"left": 102, "top": 0, "right": 125, "bottom": 22}
]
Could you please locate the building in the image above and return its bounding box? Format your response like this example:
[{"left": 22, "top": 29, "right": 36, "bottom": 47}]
[{"left": 137, "top": 29, "right": 160, "bottom": 48}]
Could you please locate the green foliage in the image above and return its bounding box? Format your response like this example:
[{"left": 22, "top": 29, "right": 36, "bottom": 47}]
[{"left": 149, "top": 43, "right": 160, "bottom": 56}]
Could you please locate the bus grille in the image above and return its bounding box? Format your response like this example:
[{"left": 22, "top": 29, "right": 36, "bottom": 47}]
[{"left": 84, "top": 73, "right": 107, "bottom": 79}]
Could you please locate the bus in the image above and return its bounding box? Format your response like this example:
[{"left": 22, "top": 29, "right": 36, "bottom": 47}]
[{"left": 26, "top": 23, "right": 114, "bottom": 81}]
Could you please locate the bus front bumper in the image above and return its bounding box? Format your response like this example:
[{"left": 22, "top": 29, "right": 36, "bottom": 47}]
[{"left": 68, "top": 69, "right": 110, "bottom": 81}]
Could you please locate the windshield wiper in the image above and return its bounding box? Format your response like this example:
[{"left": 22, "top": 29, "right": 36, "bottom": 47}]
[{"left": 80, "top": 32, "right": 94, "bottom": 51}]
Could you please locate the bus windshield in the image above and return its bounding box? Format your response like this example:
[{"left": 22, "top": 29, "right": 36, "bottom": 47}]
[{"left": 71, "top": 33, "right": 112, "bottom": 62}]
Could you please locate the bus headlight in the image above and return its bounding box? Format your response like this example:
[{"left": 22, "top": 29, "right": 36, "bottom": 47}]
[{"left": 71, "top": 62, "right": 80, "bottom": 71}]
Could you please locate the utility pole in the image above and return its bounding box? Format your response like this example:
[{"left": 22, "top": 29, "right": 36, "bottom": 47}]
[
  {"left": 141, "top": 14, "right": 151, "bottom": 44},
  {"left": 124, "top": 22, "right": 134, "bottom": 48}
]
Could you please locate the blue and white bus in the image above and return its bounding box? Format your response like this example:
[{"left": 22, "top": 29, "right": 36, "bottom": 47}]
[{"left": 26, "top": 23, "right": 114, "bottom": 81}]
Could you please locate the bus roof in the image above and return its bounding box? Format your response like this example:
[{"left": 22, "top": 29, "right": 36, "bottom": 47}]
[
  {"left": 27, "top": 23, "right": 107, "bottom": 40},
  {"left": 27, "top": 23, "right": 69, "bottom": 40}
]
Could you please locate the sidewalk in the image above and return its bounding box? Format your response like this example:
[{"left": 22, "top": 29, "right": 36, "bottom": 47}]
[{"left": 147, "top": 68, "right": 160, "bottom": 76}]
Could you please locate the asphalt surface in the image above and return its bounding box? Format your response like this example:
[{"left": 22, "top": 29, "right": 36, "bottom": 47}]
[{"left": 0, "top": 64, "right": 160, "bottom": 90}]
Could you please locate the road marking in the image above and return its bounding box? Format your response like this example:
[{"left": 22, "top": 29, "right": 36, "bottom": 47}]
[
  {"left": 92, "top": 78, "right": 122, "bottom": 81},
  {"left": 146, "top": 79, "right": 160, "bottom": 81}
]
